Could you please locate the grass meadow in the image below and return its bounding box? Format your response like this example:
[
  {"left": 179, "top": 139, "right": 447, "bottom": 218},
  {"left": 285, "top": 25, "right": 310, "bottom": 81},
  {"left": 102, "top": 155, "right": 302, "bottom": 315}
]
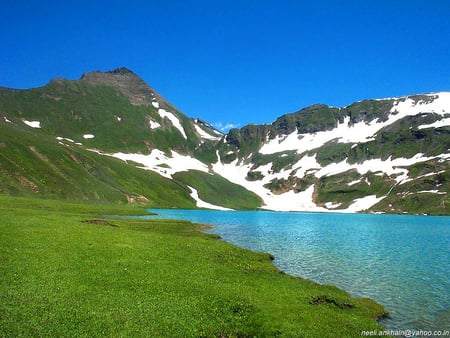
[{"left": 0, "top": 196, "right": 387, "bottom": 337}]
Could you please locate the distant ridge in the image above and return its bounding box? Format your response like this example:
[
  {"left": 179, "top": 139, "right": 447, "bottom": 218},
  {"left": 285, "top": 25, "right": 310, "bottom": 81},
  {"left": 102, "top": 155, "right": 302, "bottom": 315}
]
[{"left": 0, "top": 68, "right": 448, "bottom": 214}]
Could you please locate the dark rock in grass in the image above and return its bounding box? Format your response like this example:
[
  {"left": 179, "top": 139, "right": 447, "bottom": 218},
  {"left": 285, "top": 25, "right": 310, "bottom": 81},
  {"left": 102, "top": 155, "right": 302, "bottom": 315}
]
[
  {"left": 82, "top": 219, "right": 116, "bottom": 227},
  {"left": 309, "top": 295, "right": 354, "bottom": 309}
]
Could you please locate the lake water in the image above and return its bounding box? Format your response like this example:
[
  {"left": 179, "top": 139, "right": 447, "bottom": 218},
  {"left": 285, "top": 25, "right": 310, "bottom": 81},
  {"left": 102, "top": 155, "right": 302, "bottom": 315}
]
[{"left": 146, "top": 209, "right": 449, "bottom": 332}]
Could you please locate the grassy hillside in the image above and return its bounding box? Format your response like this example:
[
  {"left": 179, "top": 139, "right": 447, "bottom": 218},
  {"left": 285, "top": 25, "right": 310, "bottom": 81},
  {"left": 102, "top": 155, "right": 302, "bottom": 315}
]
[
  {"left": 0, "top": 78, "right": 200, "bottom": 154},
  {"left": 0, "top": 121, "right": 195, "bottom": 208},
  {"left": 173, "top": 170, "right": 263, "bottom": 210},
  {"left": 0, "top": 196, "right": 387, "bottom": 337}
]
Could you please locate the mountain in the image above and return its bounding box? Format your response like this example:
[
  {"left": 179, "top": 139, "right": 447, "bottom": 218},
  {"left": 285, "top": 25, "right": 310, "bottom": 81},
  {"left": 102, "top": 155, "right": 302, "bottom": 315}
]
[{"left": 0, "top": 68, "right": 448, "bottom": 214}]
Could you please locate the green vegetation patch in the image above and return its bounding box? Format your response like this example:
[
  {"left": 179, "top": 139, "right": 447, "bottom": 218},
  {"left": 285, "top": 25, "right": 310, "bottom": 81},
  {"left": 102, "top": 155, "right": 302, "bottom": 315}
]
[
  {"left": 370, "top": 164, "right": 449, "bottom": 215},
  {"left": 0, "top": 122, "right": 195, "bottom": 208},
  {"left": 173, "top": 170, "right": 263, "bottom": 210},
  {"left": 264, "top": 174, "right": 316, "bottom": 195},
  {"left": 225, "top": 124, "right": 272, "bottom": 159},
  {"left": 251, "top": 150, "right": 298, "bottom": 172},
  {"left": 348, "top": 125, "right": 450, "bottom": 164},
  {"left": 0, "top": 197, "right": 387, "bottom": 337},
  {"left": 314, "top": 142, "right": 352, "bottom": 166},
  {"left": 316, "top": 171, "right": 392, "bottom": 209},
  {"left": 273, "top": 104, "right": 345, "bottom": 135}
]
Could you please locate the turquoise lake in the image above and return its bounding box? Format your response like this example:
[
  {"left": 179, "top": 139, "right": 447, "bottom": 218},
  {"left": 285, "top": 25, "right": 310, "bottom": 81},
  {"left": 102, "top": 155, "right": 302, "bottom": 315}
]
[{"left": 147, "top": 209, "right": 449, "bottom": 332}]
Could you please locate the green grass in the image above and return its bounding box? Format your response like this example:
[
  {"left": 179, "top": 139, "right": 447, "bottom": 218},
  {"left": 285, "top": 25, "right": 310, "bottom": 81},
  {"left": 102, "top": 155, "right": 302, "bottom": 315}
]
[
  {"left": 0, "top": 122, "right": 196, "bottom": 208},
  {"left": 0, "top": 79, "right": 203, "bottom": 155},
  {"left": 173, "top": 170, "right": 263, "bottom": 210},
  {"left": 0, "top": 196, "right": 387, "bottom": 337},
  {"left": 316, "top": 171, "right": 392, "bottom": 209}
]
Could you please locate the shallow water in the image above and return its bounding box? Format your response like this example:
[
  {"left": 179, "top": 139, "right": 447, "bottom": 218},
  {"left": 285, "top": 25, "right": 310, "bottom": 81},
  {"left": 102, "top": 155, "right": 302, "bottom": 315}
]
[{"left": 146, "top": 209, "right": 450, "bottom": 332}]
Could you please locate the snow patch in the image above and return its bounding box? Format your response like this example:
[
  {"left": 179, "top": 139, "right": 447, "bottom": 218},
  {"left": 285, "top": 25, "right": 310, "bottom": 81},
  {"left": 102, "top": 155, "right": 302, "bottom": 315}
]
[
  {"left": 314, "top": 153, "right": 439, "bottom": 184},
  {"left": 418, "top": 117, "right": 450, "bottom": 130},
  {"left": 259, "top": 116, "right": 383, "bottom": 154},
  {"left": 83, "top": 134, "right": 95, "bottom": 139},
  {"left": 291, "top": 154, "right": 321, "bottom": 178},
  {"left": 324, "top": 201, "right": 342, "bottom": 209},
  {"left": 3, "top": 117, "right": 11, "bottom": 123},
  {"left": 23, "top": 120, "right": 41, "bottom": 128},
  {"left": 56, "top": 136, "right": 78, "bottom": 144},
  {"left": 345, "top": 195, "right": 385, "bottom": 212},
  {"left": 158, "top": 108, "right": 187, "bottom": 139},
  {"left": 149, "top": 120, "right": 161, "bottom": 129},
  {"left": 347, "top": 178, "right": 362, "bottom": 186},
  {"left": 416, "top": 190, "right": 446, "bottom": 195},
  {"left": 109, "top": 150, "right": 209, "bottom": 179},
  {"left": 212, "top": 151, "right": 326, "bottom": 212},
  {"left": 194, "top": 124, "right": 222, "bottom": 141},
  {"left": 187, "top": 186, "right": 233, "bottom": 210},
  {"left": 151, "top": 101, "right": 160, "bottom": 108},
  {"left": 260, "top": 185, "right": 326, "bottom": 212}
]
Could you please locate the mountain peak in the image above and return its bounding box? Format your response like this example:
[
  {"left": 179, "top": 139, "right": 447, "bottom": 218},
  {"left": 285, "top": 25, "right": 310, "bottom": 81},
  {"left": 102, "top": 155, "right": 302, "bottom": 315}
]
[
  {"left": 80, "top": 67, "right": 161, "bottom": 106},
  {"left": 80, "top": 67, "right": 138, "bottom": 81},
  {"left": 106, "top": 67, "right": 135, "bottom": 75}
]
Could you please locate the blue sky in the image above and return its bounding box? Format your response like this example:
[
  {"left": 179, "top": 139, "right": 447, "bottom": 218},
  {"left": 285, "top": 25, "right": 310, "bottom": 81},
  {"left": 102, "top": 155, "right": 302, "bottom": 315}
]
[{"left": 1, "top": 1, "right": 449, "bottom": 131}]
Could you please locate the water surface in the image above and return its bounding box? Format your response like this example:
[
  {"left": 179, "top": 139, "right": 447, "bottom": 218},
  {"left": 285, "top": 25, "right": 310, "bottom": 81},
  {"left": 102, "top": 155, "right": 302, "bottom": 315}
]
[{"left": 147, "top": 209, "right": 450, "bottom": 332}]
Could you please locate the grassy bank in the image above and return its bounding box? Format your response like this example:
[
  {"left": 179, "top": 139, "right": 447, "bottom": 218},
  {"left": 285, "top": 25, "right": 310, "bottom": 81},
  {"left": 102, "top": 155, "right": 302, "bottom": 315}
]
[{"left": 0, "top": 196, "right": 387, "bottom": 337}]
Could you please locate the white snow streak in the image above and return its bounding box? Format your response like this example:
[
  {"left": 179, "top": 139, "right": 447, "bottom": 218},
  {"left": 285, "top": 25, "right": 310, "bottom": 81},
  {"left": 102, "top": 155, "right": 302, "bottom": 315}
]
[
  {"left": 158, "top": 108, "right": 187, "bottom": 139},
  {"left": 23, "top": 120, "right": 41, "bottom": 128},
  {"left": 194, "top": 124, "right": 222, "bottom": 141},
  {"left": 83, "top": 134, "right": 95, "bottom": 139},
  {"left": 110, "top": 150, "right": 209, "bottom": 178},
  {"left": 347, "top": 178, "right": 363, "bottom": 186},
  {"left": 149, "top": 120, "right": 161, "bottom": 129},
  {"left": 187, "top": 186, "right": 233, "bottom": 210},
  {"left": 314, "top": 153, "right": 438, "bottom": 184},
  {"left": 418, "top": 117, "right": 450, "bottom": 130},
  {"left": 345, "top": 195, "right": 385, "bottom": 213},
  {"left": 416, "top": 190, "right": 446, "bottom": 195}
]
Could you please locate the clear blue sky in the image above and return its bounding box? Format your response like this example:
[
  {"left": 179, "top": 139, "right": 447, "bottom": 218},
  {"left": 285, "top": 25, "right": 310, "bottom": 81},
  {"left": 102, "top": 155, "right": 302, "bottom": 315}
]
[{"left": 1, "top": 1, "right": 449, "bottom": 131}]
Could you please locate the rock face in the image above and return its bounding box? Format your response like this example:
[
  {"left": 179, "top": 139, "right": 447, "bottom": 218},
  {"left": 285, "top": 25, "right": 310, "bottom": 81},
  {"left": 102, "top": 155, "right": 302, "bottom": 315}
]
[
  {"left": 80, "top": 67, "right": 163, "bottom": 106},
  {"left": 0, "top": 67, "right": 448, "bottom": 214}
]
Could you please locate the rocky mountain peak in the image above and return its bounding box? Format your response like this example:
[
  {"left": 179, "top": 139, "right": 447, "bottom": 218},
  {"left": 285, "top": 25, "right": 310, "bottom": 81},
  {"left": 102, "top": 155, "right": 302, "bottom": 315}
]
[
  {"left": 80, "top": 67, "right": 162, "bottom": 106},
  {"left": 106, "top": 67, "right": 135, "bottom": 75}
]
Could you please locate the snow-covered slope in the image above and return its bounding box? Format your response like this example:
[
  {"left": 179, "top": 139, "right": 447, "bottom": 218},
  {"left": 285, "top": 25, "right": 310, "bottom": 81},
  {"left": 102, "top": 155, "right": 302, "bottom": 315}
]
[
  {"left": 208, "top": 92, "right": 450, "bottom": 212},
  {"left": 261, "top": 93, "right": 450, "bottom": 155}
]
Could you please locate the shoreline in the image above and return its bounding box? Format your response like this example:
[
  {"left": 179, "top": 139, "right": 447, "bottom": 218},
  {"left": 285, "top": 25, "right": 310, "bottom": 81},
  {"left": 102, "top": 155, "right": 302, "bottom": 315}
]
[{"left": 1, "top": 197, "right": 390, "bottom": 336}]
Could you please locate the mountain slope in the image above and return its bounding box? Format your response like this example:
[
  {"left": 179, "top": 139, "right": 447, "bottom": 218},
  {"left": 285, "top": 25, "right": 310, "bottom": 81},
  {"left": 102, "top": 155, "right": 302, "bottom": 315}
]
[
  {"left": 0, "top": 68, "right": 448, "bottom": 214},
  {"left": 0, "top": 118, "right": 196, "bottom": 207},
  {"left": 214, "top": 93, "right": 449, "bottom": 214},
  {"left": 0, "top": 68, "right": 261, "bottom": 210},
  {"left": 0, "top": 68, "right": 222, "bottom": 154}
]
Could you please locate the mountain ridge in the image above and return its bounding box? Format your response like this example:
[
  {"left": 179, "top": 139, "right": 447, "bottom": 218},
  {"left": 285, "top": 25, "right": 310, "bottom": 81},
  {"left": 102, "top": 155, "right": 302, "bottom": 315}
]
[{"left": 0, "top": 67, "right": 448, "bottom": 214}]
